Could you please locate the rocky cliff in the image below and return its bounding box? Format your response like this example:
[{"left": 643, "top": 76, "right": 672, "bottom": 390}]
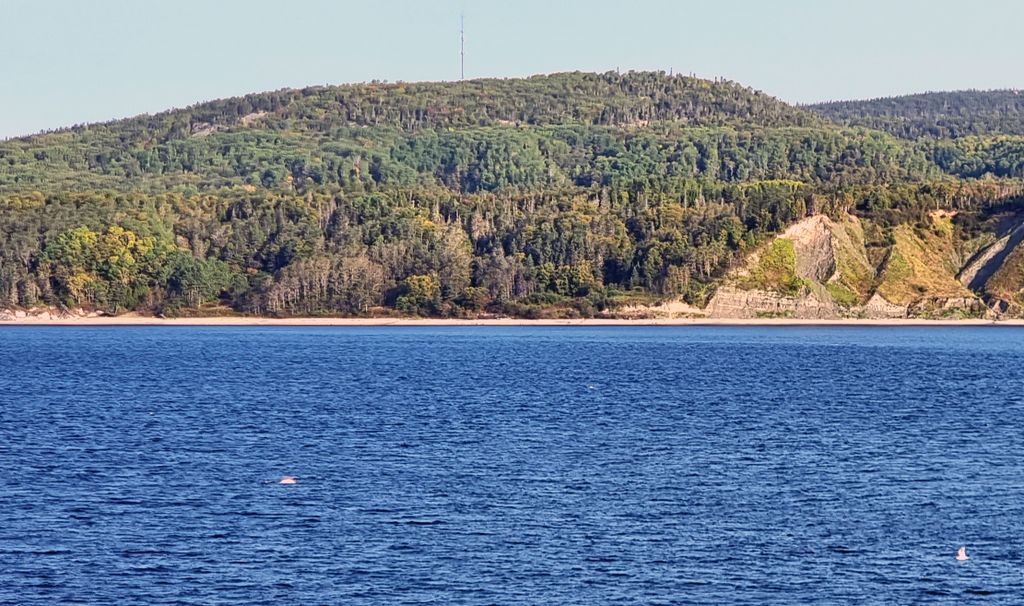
[{"left": 702, "top": 213, "right": 1019, "bottom": 319}]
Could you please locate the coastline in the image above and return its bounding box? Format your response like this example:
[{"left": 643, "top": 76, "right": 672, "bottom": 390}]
[{"left": 1, "top": 314, "right": 1021, "bottom": 327}]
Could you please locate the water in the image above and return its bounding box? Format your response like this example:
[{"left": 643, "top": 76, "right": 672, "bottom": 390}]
[{"left": 2, "top": 326, "right": 1023, "bottom": 604}]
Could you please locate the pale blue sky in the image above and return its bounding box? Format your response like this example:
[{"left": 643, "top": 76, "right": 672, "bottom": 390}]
[{"left": 2, "top": 0, "right": 1022, "bottom": 138}]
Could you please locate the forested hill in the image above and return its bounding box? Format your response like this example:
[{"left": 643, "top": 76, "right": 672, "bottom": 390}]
[
  {"left": 807, "top": 90, "right": 1024, "bottom": 138},
  {"left": 1, "top": 71, "right": 1024, "bottom": 319},
  {"left": 24, "top": 70, "right": 820, "bottom": 138},
  {"left": 0, "top": 71, "right": 831, "bottom": 194}
]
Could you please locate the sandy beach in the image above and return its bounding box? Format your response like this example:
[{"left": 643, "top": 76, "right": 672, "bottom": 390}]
[{"left": 1, "top": 313, "right": 1021, "bottom": 327}]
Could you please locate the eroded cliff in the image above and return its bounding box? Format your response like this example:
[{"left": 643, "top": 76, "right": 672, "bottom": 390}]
[{"left": 703, "top": 213, "right": 1013, "bottom": 319}]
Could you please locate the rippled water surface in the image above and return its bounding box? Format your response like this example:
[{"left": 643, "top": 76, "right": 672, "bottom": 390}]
[{"left": 2, "top": 326, "right": 1024, "bottom": 604}]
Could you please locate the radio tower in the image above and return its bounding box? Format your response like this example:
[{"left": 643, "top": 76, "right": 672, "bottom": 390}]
[{"left": 460, "top": 13, "right": 465, "bottom": 81}]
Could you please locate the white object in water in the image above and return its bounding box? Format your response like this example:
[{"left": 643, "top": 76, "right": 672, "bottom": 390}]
[
  {"left": 956, "top": 546, "right": 969, "bottom": 561},
  {"left": 279, "top": 476, "right": 298, "bottom": 485}
]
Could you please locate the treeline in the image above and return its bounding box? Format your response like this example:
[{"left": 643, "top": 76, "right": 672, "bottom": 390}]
[
  {"left": 11, "top": 71, "right": 817, "bottom": 144},
  {"left": 0, "top": 123, "right": 939, "bottom": 194},
  {"left": 2, "top": 180, "right": 1020, "bottom": 317},
  {"left": 924, "top": 136, "right": 1024, "bottom": 179}
]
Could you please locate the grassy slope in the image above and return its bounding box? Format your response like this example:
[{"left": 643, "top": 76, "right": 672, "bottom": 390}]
[
  {"left": 826, "top": 216, "right": 875, "bottom": 306},
  {"left": 983, "top": 244, "right": 1024, "bottom": 307},
  {"left": 735, "top": 238, "right": 808, "bottom": 296},
  {"left": 874, "top": 217, "right": 974, "bottom": 305}
]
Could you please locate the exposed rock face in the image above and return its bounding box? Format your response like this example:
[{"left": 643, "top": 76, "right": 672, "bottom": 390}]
[
  {"left": 957, "top": 215, "right": 1024, "bottom": 316},
  {"left": 0, "top": 307, "right": 105, "bottom": 321},
  {"left": 908, "top": 297, "right": 992, "bottom": 318},
  {"left": 239, "top": 111, "right": 268, "bottom": 126},
  {"left": 618, "top": 300, "right": 708, "bottom": 319},
  {"left": 860, "top": 294, "right": 907, "bottom": 319},
  {"left": 706, "top": 215, "right": 867, "bottom": 319},
  {"left": 189, "top": 112, "right": 268, "bottom": 138},
  {"left": 705, "top": 286, "right": 840, "bottom": 319},
  {"left": 783, "top": 215, "right": 836, "bottom": 283},
  {"left": 703, "top": 213, "right": 999, "bottom": 319},
  {"left": 959, "top": 218, "right": 1024, "bottom": 290},
  {"left": 990, "top": 299, "right": 1023, "bottom": 316},
  {"left": 705, "top": 287, "right": 944, "bottom": 319}
]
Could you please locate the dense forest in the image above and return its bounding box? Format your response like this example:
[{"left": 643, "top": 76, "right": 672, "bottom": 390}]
[
  {"left": 807, "top": 90, "right": 1024, "bottom": 138},
  {"left": 2, "top": 72, "right": 1023, "bottom": 317}
]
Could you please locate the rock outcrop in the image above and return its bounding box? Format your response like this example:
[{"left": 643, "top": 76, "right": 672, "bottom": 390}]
[
  {"left": 860, "top": 294, "right": 907, "bottom": 319},
  {"left": 956, "top": 214, "right": 1024, "bottom": 314},
  {"left": 785, "top": 215, "right": 837, "bottom": 283},
  {"left": 0, "top": 307, "right": 107, "bottom": 322},
  {"left": 705, "top": 286, "right": 839, "bottom": 319},
  {"left": 703, "top": 213, "right": 996, "bottom": 319}
]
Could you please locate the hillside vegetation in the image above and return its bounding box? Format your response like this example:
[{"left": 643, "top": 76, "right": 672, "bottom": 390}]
[
  {"left": 808, "top": 90, "right": 1024, "bottom": 138},
  {"left": 2, "top": 71, "right": 1024, "bottom": 318}
]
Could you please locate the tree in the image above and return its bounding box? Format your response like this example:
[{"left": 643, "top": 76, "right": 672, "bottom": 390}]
[{"left": 395, "top": 274, "right": 441, "bottom": 315}]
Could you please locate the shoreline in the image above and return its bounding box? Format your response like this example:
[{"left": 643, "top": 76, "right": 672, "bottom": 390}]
[{"left": 1, "top": 314, "right": 1022, "bottom": 327}]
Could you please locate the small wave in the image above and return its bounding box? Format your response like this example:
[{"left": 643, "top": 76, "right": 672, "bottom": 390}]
[
  {"left": 121, "top": 548, "right": 164, "bottom": 556},
  {"left": 922, "top": 589, "right": 952, "bottom": 597},
  {"left": 965, "top": 588, "right": 996, "bottom": 596},
  {"left": 13, "top": 549, "right": 73, "bottom": 556},
  {"left": 129, "top": 565, "right": 172, "bottom": 574}
]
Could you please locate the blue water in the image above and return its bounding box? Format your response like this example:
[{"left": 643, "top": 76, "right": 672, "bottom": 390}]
[{"left": 2, "top": 326, "right": 1024, "bottom": 604}]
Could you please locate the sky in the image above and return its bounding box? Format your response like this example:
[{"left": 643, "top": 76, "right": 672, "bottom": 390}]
[{"left": 2, "top": 0, "right": 1022, "bottom": 138}]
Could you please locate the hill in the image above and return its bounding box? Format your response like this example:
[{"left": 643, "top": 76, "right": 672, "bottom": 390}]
[
  {"left": 807, "top": 90, "right": 1024, "bottom": 138},
  {"left": 1, "top": 72, "right": 1024, "bottom": 319},
  {"left": 0, "top": 71, "right": 827, "bottom": 193},
  {"left": 806, "top": 91, "right": 1024, "bottom": 181}
]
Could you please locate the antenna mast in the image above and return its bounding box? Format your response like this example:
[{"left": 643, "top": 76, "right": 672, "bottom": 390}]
[{"left": 460, "top": 13, "right": 465, "bottom": 81}]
